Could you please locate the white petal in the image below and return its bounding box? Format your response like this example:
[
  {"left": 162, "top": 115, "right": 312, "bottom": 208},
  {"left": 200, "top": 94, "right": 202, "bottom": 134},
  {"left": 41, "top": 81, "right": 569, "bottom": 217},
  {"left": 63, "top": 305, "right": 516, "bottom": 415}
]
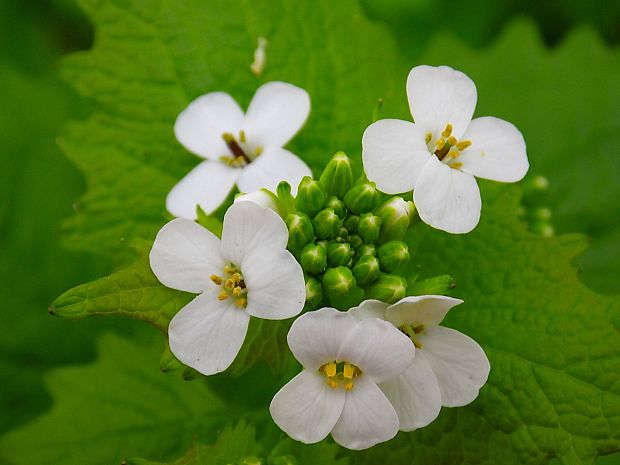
[
  {"left": 174, "top": 92, "right": 244, "bottom": 159},
  {"left": 459, "top": 116, "right": 529, "bottom": 182},
  {"left": 362, "top": 119, "right": 431, "bottom": 194},
  {"left": 166, "top": 160, "right": 239, "bottom": 218},
  {"left": 168, "top": 289, "right": 250, "bottom": 375},
  {"left": 337, "top": 318, "right": 414, "bottom": 383},
  {"left": 385, "top": 295, "right": 464, "bottom": 328},
  {"left": 234, "top": 189, "right": 279, "bottom": 213},
  {"left": 270, "top": 370, "right": 345, "bottom": 444},
  {"left": 413, "top": 155, "right": 482, "bottom": 234},
  {"left": 288, "top": 308, "right": 357, "bottom": 370},
  {"left": 220, "top": 201, "right": 289, "bottom": 265},
  {"left": 243, "top": 81, "right": 310, "bottom": 148},
  {"left": 242, "top": 246, "right": 305, "bottom": 320},
  {"left": 348, "top": 299, "right": 389, "bottom": 321},
  {"left": 379, "top": 351, "right": 442, "bottom": 431},
  {"left": 407, "top": 65, "right": 477, "bottom": 140},
  {"left": 236, "top": 147, "right": 311, "bottom": 196},
  {"left": 149, "top": 218, "right": 224, "bottom": 293},
  {"left": 417, "top": 326, "right": 490, "bottom": 407},
  {"left": 331, "top": 375, "right": 399, "bottom": 450}
]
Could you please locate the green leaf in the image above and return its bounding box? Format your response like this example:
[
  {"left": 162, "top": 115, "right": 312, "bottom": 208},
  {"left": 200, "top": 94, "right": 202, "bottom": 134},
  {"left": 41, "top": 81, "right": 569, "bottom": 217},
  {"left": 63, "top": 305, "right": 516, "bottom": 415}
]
[
  {"left": 59, "top": 0, "right": 407, "bottom": 261},
  {"left": 0, "top": 334, "right": 233, "bottom": 465}
]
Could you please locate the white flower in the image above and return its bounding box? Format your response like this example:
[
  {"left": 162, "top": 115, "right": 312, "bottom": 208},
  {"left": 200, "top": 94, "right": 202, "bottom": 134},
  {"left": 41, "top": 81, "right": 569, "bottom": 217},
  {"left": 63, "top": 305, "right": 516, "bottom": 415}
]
[
  {"left": 168, "top": 81, "right": 312, "bottom": 219},
  {"left": 349, "top": 296, "right": 490, "bottom": 431},
  {"left": 233, "top": 188, "right": 279, "bottom": 214},
  {"left": 362, "top": 65, "right": 529, "bottom": 234},
  {"left": 149, "top": 201, "right": 306, "bottom": 375},
  {"left": 269, "top": 307, "right": 414, "bottom": 450}
]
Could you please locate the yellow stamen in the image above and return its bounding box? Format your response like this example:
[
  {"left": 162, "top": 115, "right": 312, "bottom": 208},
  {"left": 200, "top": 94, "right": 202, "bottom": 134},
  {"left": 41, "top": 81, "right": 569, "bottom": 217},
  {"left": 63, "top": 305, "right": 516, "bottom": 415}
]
[
  {"left": 447, "top": 136, "right": 457, "bottom": 146},
  {"left": 239, "top": 130, "right": 246, "bottom": 143},
  {"left": 328, "top": 379, "right": 338, "bottom": 389},
  {"left": 231, "top": 272, "right": 242, "bottom": 283},
  {"left": 343, "top": 363, "right": 354, "bottom": 379},
  {"left": 232, "top": 286, "right": 243, "bottom": 297},
  {"left": 441, "top": 123, "right": 453, "bottom": 138},
  {"left": 254, "top": 147, "right": 263, "bottom": 157},
  {"left": 451, "top": 162, "right": 463, "bottom": 169},
  {"left": 235, "top": 297, "right": 247, "bottom": 308},
  {"left": 210, "top": 274, "right": 223, "bottom": 285},
  {"left": 218, "top": 291, "right": 229, "bottom": 301},
  {"left": 224, "top": 265, "right": 235, "bottom": 275},
  {"left": 435, "top": 138, "right": 446, "bottom": 150},
  {"left": 448, "top": 148, "right": 460, "bottom": 159},
  {"left": 224, "top": 279, "right": 236, "bottom": 290},
  {"left": 456, "top": 140, "right": 472, "bottom": 151},
  {"left": 425, "top": 132, "right": 432, "bottom": 144},
  {"left": 344, "top": 381, "right": 354, "bottom": 391},
  {"left": 325, "top": 362, "right": 337, "bottom": 378}
]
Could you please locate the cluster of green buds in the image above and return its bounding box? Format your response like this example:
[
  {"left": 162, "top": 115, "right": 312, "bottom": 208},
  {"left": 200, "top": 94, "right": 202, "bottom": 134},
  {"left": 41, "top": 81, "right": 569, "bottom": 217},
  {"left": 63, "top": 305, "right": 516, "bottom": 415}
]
[
  {"left": 276, "top": 152, "right": 418, "bottom": 310},
  {"left": 519, "top": 174, "right": 554, "bottom": 237}
]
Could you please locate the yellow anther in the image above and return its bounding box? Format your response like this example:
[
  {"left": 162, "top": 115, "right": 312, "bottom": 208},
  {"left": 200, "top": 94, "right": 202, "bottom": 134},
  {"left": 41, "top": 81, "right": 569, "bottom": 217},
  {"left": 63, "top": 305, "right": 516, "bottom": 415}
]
[
  {"left": 344, "top": 381, "right": 354, "bottom": 391},
  {"left": 235, "top": 297, "right": 247, "bottom": 309},
  {"left": 456, "top": 140, "right": 472, "bottom": 151},
  {"left": 447, "top": 136, "right": 457, "bottom": 146},
  {"left": 231, "top": 272, "right": 242, "bottom": 283},
  {"left": 254, "top": 147, "right": 263, "bottom": 157},
  {"left": 232, "top": 286, "right": 244, "bottom": 297},
  {"left": 425, "top": 132, "right": 432, "bottom": 144},
  {"left": 435, "top": 138, "right": 446, "bottom": 150},
  {"left": 224, "top": 265, "right": 235, "bottom": 275},
  {"left": 210, "top": 274, "right": 223, "bottom": 285},
  {"left": 325, "top": 362, "right": 337, "bottom": 378},
  {"left": 224, "top": 279, "right": 236, "bottom": 290},
  {"left": 343, "top": 363, "right": 355, "bottom": 379},
  {"left": 239, "top": 130, "right": 246, "bottom": 143},
  {"left": 451, "top": 162, "right": 463, "bottom": 169},
  {"left": 448, "top": 148, "right": 460, "bottom": 158},
  {"left": 441, "top": 123, "right": 453, "bottom": 138},
  {"left": 218, "top": 291, "right": 229, "bottom": 301},
  {"left": 327, "top": 379, "right": 338, "bottom": 389}
]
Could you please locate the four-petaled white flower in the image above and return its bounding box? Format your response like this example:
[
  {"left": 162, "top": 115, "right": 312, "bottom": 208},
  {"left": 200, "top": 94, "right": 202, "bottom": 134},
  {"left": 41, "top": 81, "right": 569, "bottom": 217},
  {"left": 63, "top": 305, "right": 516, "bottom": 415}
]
[
  {"left": 149, "top": 201, "right": 306, "bottom": 375},
  {"left": 270, "top": 307, "right": 415, "bottom": 450},
  {"left": 168, "top": 81, "right": 312, "bottom": 219},
  {"left": 363, "top": 65, "right": 529, "bottom": 234},
  {"left": 349, "top": 296, "right": 490, "bottom": 431}
]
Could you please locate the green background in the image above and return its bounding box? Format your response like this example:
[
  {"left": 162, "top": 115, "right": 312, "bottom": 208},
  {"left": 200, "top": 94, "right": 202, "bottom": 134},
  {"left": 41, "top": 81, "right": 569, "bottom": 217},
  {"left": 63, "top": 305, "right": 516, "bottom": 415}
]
[{"left": 0, "top": 0, "right": 617, "bottom": 463}]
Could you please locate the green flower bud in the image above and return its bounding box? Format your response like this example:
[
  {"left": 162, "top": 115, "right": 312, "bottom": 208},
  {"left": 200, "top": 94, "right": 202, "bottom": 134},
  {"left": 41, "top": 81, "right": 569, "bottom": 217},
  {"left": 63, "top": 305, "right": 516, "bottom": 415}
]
[
  {"left": 304, "top": 276, "right": 323, "bottom": 310},
  {"left": 325, "top": 196, "right": 347, "bottom": 219},
  {"left": 296, "top": 176, "right": 325, "bottom": 217},
  {"left": 300, "top": 243, "right": 327, "bottom": 275},
  {"left": 344, "top": 214, "right": 360, "bottom": 233},
  {"left": 358, "top": 213, "right": 382, "bottom": 243},
  {"left": 348, "top": 234, "right": 364, "bottom": 250},
  {"left": 327, "top": 242, "right": 353, "bottom": 267},
  {"left": 337, "top": 227, "right": 349, "bottom": 241},
  {"left": 358, "top": 243, "right": 376, "bottom": 257},
  {"left": 313, "top": 208, "right": 340, "bottom": 240},
  {"left": 408, "top": 275, "right": 456, "bottom": 295},
  {"left": 377, "top": 240, "right": 410, "bottom": 272},
  {"left": 352, "top": 255, "right": 380, "bottom": 285},
  {"left": 319, "top": 151, "right": 354, "bottom": 198},
  {"left": 323, "top": 266, "right": 357, "bottom": 297},
  {"left": 277, "top": 181, "right": 295, "bottom": 216},
  {"left": 375, "top": 197, "right": 415, "bottom": 243},
  {"left": 285, "top": 212, "right": 314, "bottom": 251},
  {"left": 344, "top": 182, "right": 380, "bottom": 214},
  {"left": 366, "top": 274, "right": 407, "bottom": 304}
]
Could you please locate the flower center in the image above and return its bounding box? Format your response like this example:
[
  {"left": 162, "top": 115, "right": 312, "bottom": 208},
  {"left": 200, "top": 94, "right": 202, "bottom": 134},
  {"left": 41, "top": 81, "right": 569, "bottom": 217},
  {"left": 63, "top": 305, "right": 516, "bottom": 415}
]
[
  {"left": 210, "top": 264, "right": 247, "bottom": 308},
  {"left": 426, "top": 123, "right": 471, "bottom": 170},
  {"left": 399, "top": 324, "right": 425, "bottom": 349},
  {"left": 220, "top": 131, "right": 263, "bottom": 167},
  {"left": 319, "top": 361, "right": 362, "bottom": 391}
]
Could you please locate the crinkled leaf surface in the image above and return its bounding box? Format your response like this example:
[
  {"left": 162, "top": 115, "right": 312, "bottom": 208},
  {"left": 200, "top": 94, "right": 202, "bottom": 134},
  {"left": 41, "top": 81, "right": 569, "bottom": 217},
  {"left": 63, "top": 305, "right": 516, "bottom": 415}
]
[
  {"left": 41, "top": 1, "right": 620, "bottom": 464},
  {"left": 0, "top": 334, "right": 233, "bottom": 465}
]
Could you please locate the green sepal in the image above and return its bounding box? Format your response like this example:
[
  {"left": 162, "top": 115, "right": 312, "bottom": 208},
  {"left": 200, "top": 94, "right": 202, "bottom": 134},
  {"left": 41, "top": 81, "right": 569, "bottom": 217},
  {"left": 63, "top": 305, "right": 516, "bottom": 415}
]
[
  {"left": 319, "top": 151, "right": 354, "bottom": 198},
  {"left": 344, "top": 214, "right": 360, "bottom": 232},
  {"left": 377, "top": 240, "right": 411, "bottom": 272},
  {"left": 300, "top": 243, "right": 327, "bottom": 275},
  {"left": 312, "top": 208, "right": 340, "bottom": 240},
  {"left": 407, "top": 275, "right": 456, "bottom": 296},
  {"left": 304, "top": 276, "right": 323, "bottom": 311},
  {"left": 365, "top": 273, "right": 407, "bottom": 303},
  {"left": 325, "top": 196, "right": 347, "bottom": 219},
  {"left": 295, "top": 176, "right": 325, "bottom": 217},
  {"left": 358, "top": 243, "right": 376, "bottom": 257},
  {"left": 352, "top": 255, "right": 381, "bottom": 286},
  {"left": 326, "top": 242, "right": 353, "bottom": 267},
  {"left": 276, "top": 181, "right": 296, "bottom": 217},
  {"left": 343, "top": 182, "right": 380, "bottom": 214},
  {"left": 374, "top": 196, "right": 414, "bottom": 243},
  {"left": 159, "top": 344, "right": 183, "bottom": 373},
  {"left": 285, "top": 212, "right": 314, "bottom": 252},
  {"left": 348, "top": 234, "right": 364, "bottom": 250},
  {"left": 196, "top": 205, "right": 223, "bottom": 238},
  {"left": 358, "top": 213, "right": 382, "bottom": 242}
]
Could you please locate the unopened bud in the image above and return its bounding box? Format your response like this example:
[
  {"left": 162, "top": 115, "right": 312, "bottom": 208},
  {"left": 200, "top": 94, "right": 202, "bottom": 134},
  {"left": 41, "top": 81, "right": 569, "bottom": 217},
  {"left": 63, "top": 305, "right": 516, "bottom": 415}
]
[
  {"left": 286, "top": 212, "right": 314, "bottom": 251},
  {"left": 296, "top": 176, "right": 325, "bottom": 217},
  {"left": 348, "top": 234, "right": 364, "bottom": 250},
  {"left": 300, "top": 243, "right": 327, "bottom": 275},
  {"left": 277, "top": 181, "right": 296, "bottom": 216},
  {"left": 358, "top": 243, "right": 376, "bottom": 257},
  {"left": 352, "top": 255, "right": 380, "bottom": 285},
  {"left": 313, "top": 208, "right": 340, "bottom": 240},
  {"left": 344, "top": 214, "right": 360, "bottom": 233},
  {"left": 304, "top": 276, "right": 323, "bottom": 310},
  {"left": 327, "top": 242, "right": 353, "bottom": 267},
  {"left": 323, "top": 266, "right": 357, "bottom": 297},
  {"left": 325, "top": 196, "right": 347, "bottom": 219},
  {"left": 408, "top": 275, "right": 456, "bottom": 295},
  {"left": 319, "top": 151, "right": 354, "bottom": 198},
  {"left": 377, "top": 241, "right": 410, "bottom": 272},
  {"left": 344, "top": 182, "right": 380, "bottom": 214},
  {"left": 358, "top": 213, "right": 382, "bottom": 243},
  {"left": 375, "top": 197, "right": 414, "bottom": 243},
  {"left": 366, "top": 274, "right": 407, "bottom": 304}
]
